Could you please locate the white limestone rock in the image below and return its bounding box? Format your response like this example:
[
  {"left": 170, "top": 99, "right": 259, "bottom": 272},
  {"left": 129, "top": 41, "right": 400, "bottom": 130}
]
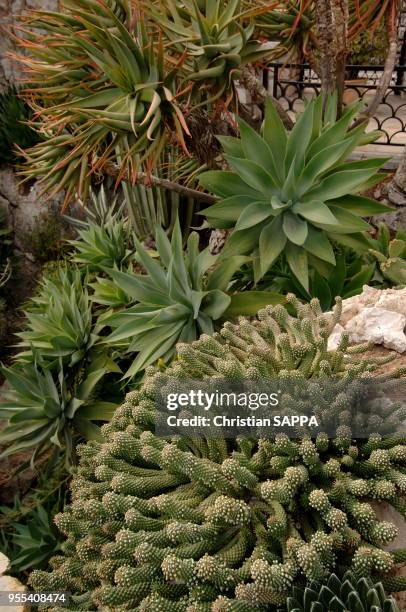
[
  {"left": 327, "top": 323, "right": 345, "bottom": 351},
  {"left": 0, "top": 553, "right": 9, "bottom": 576},
  {"left": 345, "top": 307, "right": 406, "bottom": 353},
  {"left": 339, "top": 285, "right": 378, "bottom": 324},
  {"left": 327, "top": 287, "right": 406, "bottom": 353},
  {"left": 376, "top": 289, "right": 406, "bottom": 315},
  {"left": 0, "top": 553, "right": 27, "bottom": 612}
]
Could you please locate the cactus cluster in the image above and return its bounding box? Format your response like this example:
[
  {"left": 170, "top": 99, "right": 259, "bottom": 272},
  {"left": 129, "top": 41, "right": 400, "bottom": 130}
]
[{"left": 30, "top": 298, "right": 406, "bottom": 611}]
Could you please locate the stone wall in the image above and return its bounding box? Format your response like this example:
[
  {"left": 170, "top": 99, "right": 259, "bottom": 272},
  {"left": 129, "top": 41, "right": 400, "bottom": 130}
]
[
  {"left": 0, "top": 0, "right": 67, "bottom": 259},
  {"left": 0, "top": 0, "right": 60, "bottom": 90}
]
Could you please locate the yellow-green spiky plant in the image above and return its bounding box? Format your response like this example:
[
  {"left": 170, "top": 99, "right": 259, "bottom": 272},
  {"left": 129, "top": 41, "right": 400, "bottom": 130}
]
[{"left": 30, "top": 298, "right": 406, "bottom": 610}]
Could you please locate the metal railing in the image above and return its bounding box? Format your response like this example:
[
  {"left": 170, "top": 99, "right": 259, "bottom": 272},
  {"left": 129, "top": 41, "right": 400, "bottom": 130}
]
[{"left": 265, "top": 63, "right": 406, "bottom": 146}]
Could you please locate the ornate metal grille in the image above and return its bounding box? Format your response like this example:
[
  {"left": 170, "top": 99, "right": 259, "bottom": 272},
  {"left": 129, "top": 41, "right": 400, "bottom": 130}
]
[{"left": 266, "top": 63, "right": 406, "bottom": 146}]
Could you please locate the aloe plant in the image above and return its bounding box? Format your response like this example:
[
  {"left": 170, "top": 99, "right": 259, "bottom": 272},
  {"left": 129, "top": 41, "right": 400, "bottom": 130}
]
[
  {"left": 101, "top": 218, "right": 282, "bottom": 378},
  {"left": 146, "top": 0, "right": 274, "bottom": 102},
  {"left": 249, "top": 1, "right": 395, "bottom": 63},
  {"left": 199, "top": 94, "right": 392, "bottom": 290},
  {"left": 0, "top": 460, "right": 69, "bottom": 572},
  {"left": 16, "top": 0, "right": 189, "bottom": 205},
  {"left": 253, "top": 0, "right": 314, "bottom": 61}
]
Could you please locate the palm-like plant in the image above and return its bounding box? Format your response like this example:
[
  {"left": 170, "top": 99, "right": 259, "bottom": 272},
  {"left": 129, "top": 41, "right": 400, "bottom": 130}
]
[
  {"left": 144, "top": 0, "right": 274, "bottom": 103},
  {"left": 199, "top": 94, "right": 392, "bottom": 290},
  {"left": 15, "top": 0, "right": 189, "bottom": 205},
  {"left": 101, "top": 218, "right": 282, "bottom": 378}
]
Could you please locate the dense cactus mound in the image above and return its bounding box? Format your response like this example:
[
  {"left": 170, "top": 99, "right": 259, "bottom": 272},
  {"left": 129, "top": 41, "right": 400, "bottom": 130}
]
[{"left": 30, "top": 298, "right": 406, "bottom": 611}]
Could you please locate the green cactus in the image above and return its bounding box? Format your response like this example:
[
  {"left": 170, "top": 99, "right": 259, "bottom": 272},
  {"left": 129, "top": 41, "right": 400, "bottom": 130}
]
[
  {"left": 286, "top": 570, "right": 399, "bottom": 612},
  {"left": 29, "top": 299, "right": 406, "bottom": 610}
]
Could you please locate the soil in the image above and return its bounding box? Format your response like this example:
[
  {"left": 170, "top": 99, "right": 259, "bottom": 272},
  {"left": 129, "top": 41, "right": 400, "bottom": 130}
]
[{"left": 360, "top": 345, "right": 406, "bottom": 374}]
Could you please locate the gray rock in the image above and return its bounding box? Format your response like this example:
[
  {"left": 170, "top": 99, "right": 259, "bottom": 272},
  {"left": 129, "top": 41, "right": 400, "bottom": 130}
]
[
  {"left": 0, "top": 0, "right": 60, "bottom": 88},
  {"left": 375, "top": 206, "right": 406, "bottom": 231}
]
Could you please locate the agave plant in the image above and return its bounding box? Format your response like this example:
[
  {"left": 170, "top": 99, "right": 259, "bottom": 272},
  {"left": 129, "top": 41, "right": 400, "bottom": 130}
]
[
  {"left": 101, "top": 218, "right": 282, "bottom": 378},
  {"left": 199, "top": 94, "right": 392, "bottom": 290},
  {"left": 287, "top": 570, "right": 399, "bottom": 612},
  {"left": 15, "top": 0, "right": 190, "bottom": 205},
  {"left": 15, "top": 267, "right": 100, "bottom": 368},
  {"left": 145, "top": 0, "right": 274, "bottom": 102},
  {"left": 68, "top": 187, "right": 134, "bottom": 271},
  {"left": 0, "top": 353, "right": 119, "bottom": 462}
]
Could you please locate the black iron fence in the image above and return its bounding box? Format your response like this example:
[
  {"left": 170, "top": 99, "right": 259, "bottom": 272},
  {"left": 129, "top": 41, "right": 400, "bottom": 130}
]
[{"left": 265, "top": 63, "right": 406, "bottom": 146}]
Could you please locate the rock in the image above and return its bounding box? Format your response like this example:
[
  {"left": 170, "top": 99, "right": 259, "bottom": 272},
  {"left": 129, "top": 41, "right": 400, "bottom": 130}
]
[
  {"left": 0, "top": 168, "right": 65, "bottom": 237},
  {"left": 376, "top": 289, "right": 406, "bottom": 315},
  {"left": 345, "top": 307, "right": 406, "bottom": 353},
  {"left": 0, "top": 553, "right": 28, "bottom": 612},
  {"left": 327, "top": 323, "right": 345, "bottom": 351},
  {"left": 0, "top": 553, "right": 9, "bottom": 575},
  {"left": 1, "top": 0, "right": 60, "bottom": 88},
  {"left": 375, "top": 207, "right": 406, "bottom": 231},
  {"left": 338, "top": 285, "right": 379, "bottom": 324},
  {"left": 0, "top": 576, "right": 28, "bottom": 612},
  {"left": 0, "top": 195, "right": 9, "bottom": 220},
  {"left": 338, "top": 285, "right": 404, "bottom": 325},
  {"left": 327, "top": 287, "right": 406, "bottom": 354}
]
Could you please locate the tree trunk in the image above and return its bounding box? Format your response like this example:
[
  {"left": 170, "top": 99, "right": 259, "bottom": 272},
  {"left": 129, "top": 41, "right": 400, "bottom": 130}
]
[
  {"left": 333, "top": 0, "right": 349, "bottom": 116},
  {"left": 239, "top": 67, "right": 294, "bottom": 130},
  {"left": 103, "top": 163, "right": 217, "bottom": 205},
  {"left": 316, "top": 0, "right": 349, "bottom": 114}
]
